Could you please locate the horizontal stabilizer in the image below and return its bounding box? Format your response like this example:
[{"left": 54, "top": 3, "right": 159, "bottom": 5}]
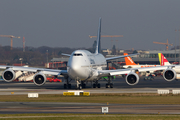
[{"left": 62, "top": 53, "right": 71, "bottom": 57}]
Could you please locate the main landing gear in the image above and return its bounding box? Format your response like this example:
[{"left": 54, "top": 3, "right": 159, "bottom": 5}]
[
  {"left": 92, "top": 76, "right": 114, "bottom": 89},
  {"left": 64, "top": 76, "right": 72, "bottom": 89},
  {"left": 63, "top": 76, "right": 114, "bottom": 89},
  {"left": 106, "top": 76, "right": 113, "bottom": 88},
  {"left": 93, "top": 80, "right": 101, "bottom": 88}
]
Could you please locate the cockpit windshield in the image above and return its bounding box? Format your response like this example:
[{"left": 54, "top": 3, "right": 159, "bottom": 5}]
[{"left": 73, "top": 53, "right": 83, "bottom": 56}]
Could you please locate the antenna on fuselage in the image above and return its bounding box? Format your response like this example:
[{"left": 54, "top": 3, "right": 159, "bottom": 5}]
[{"left": 95, "top": 17, "right": 101, "bottom": 54}]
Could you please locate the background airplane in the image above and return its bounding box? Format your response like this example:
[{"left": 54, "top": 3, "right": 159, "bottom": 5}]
[
  {"left": 158, "top": 53, "right": 171, "bottom": 66},
  {"left": 158, "top": 53, "right": 180, "bottom": 80},
  {"left": 123, "top": 53, "right": 173, "bottom": 80},
  {"left": 123, "top": 53, "right": 160, "bottom": 69},
  {"left": 123, "top": 53, "right": 160, "bottom": 80}
]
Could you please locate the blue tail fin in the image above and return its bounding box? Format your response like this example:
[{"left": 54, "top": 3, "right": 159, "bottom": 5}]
[{"left": 95, "top": 17, "right": 101, "bottom": 54}]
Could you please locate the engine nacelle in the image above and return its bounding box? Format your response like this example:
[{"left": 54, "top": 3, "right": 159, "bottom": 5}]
[
  {"left": 163, "top": 68, "right": 176, "bottom": 82},
  {"left": 2, "top": 69, "right": 16, "bottom": 82},
  {"left": 33, "top": 73, "right": 46, "bottom": 86},
  {"left": 125, "top": 72, "right": 139, "bottom": 85}
]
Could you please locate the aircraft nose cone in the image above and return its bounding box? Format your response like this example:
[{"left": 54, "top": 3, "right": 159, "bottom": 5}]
[
  {"left": 71, "top": 63, "right": 79, "bottom": 72},
  {"left": 68, "top": 58, "right": 81, "bottom": 77}
]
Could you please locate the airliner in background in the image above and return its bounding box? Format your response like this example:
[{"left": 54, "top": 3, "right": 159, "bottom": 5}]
[
  {"left": 0, "top": 18, "right": 179, "bottom": 89},
  {"left": 123, "top": 53, "right": 160, "bottom": 69},
  {"left": 123, "top": 53, "right": 161, "bottom": 78},
  {"left": 123, "top": 52, "right": 180, "bottom": 81},
  {"left": 123, "top": 53, "right": 170, "bottom": 79},
  {"left": 159, "top": 53, "right": 180, "bottom": 79},
  {"left": 158, "top": 53, "right": 171, "bottom": 66}
]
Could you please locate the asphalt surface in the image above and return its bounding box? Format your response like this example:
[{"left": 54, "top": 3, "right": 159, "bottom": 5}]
[
  {"left": 0, "top": 76, "right": 179, "bottom": 95},
  {"left": 1, "top": 102, "right": 180, "bottom": 114},
  {"left": 0, "top": 76, "right": 180, "bottom": 114}
]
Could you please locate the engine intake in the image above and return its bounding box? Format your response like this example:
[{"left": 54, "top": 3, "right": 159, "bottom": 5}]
[
  {"left": 33, "top": 73, "right": 46, "bottom": 86},
  {"left": 125, "top": 72, "right": 139, "bottom": 85},
  {"left": 163, "top": 68, "right": 176, "bottom": 81},
  {"left": 2, "top": 69, "right": 16, "bottom": 82}
]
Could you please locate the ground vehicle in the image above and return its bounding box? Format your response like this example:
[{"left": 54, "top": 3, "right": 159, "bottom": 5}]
[{"left": 47, "top": 77, "right": 62, "bottom": 82}]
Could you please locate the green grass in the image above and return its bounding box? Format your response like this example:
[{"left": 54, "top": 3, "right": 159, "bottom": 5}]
[
  {"left": 0, "top": 94, "right": 180, "bottom": 119},
  {"left": 1, "top": 93, "right": 180, "bottom": 104}
]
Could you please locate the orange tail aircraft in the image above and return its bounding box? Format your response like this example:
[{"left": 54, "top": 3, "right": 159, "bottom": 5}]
[
  {"left": 123, "top": 53, "right": 159, "bottom": 68},
  {"left": 124, "top": 53, "right": 137, "bottom": 65},
  {"left": 123, "top": 53, "right": 170, "bottom": 69}
]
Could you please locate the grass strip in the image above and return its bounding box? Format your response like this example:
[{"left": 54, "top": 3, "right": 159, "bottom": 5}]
[{"left": 0, "top": 93, "right": 180, "bottom": 104}]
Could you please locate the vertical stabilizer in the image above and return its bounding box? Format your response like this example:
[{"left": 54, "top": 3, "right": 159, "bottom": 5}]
[
  {"left": 124, "top": 53, "right": 137, "bottom": 65},
  {"left": 158, "top": 53, "right": 171, "bottom": 66},
  {"left": 95, "top": 18, "right": 101, "bottom": 54}
]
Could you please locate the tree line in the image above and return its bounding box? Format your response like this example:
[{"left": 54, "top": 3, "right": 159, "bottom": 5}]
[{"left": 0, "top": 46, "right": 91, "bottom": 67}]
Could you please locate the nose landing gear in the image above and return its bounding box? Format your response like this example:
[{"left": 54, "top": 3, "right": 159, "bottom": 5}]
[{"left": 76, "top": 80, "right": 85, "bottom": 90}]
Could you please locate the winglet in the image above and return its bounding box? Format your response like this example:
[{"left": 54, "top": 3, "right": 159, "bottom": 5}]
[
  {"left": 158, "top": 53, "right": 171, "bottom": 66},
  {"left": 95, "top": 17, "right": 101, "bottom": 54},
  {"left": 124, "top": 53, "right": 137, "bottom": 65}
]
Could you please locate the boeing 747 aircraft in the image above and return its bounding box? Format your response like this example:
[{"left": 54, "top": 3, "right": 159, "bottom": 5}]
[{"left": 0, "top": 18, "right": 178, "bottom": 89}]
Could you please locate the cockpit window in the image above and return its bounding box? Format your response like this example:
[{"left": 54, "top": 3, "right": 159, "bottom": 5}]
[{"left": 73, "top": 53, "right": 83, "bottom": 56}]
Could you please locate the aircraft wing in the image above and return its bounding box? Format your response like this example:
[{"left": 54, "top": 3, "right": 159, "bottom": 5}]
[
  {"left": 98, "top": 65, "right": 169, "bottom": 76},
  {"left": 0, "top": 65, "right": 67, "bottom": 76},
  {"left": 106, "top": 53, "right": 139, "bottom": 61}
]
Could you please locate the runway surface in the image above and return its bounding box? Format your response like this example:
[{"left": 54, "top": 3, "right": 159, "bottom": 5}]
[
  {"left": 0, "top": 77, "right": 179, "bottom": 95},
  {"left": 1, "top": 102, "right": 180, "bottom": 114},
  {"left": 0, "top": 77, "right": 180, "bottom": 114}
]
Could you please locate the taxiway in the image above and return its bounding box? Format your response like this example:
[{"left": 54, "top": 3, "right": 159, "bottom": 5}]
[{"left": 0, "top": 77, "right": 180, "bottom": 114}]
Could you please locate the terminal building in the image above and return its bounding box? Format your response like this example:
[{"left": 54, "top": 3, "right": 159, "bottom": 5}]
[{"left": 46, "top": 49, "right": 180, "bottom": 69}]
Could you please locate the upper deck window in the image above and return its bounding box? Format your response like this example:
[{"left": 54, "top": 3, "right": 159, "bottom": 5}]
[{"left": 73, "top": 53, "right": 83, "bottom": 56}]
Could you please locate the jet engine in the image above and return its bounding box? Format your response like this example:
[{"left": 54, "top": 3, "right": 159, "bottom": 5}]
[
  {"left": 2, "top": 69, "right": 16, "bottom": 82},
  {"left": 125, "top": 72, "right": 139, "bottom": 85},
  {"left": 33, "top": 73, "right": 46, "bottom": 86},
  {"left": 163, "top": 68, "right": 176, "bottom": 82}
]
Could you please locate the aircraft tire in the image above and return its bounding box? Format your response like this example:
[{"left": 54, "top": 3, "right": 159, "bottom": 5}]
[
  {"left": 79, "top": 84, "right": 82, "bottom": 90},
  {"left": 64, "top": 84, "right": 67, "bottom": 89},
  {"left": 82, "top": 84, "right": 86, "bottom": 88},
  {"left": 110, "top": 83, "right": 113, "bottom": 88},
  {"left": 93, "top": 84, "right": 96, "bottom": 88},
  {"left": 97, "top": 83, "right": 100, "bottom": 88},
  {"left": 106, "top": 84, "right": 109, "bottom": 88},
  {"left": 68, "top": 84, "right": 71, "bottom": 89}
]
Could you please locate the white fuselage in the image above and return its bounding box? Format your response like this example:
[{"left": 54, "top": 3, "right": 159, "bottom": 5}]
[{"left": 67, "top": 50, "right": 107, "bottom": 81}]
